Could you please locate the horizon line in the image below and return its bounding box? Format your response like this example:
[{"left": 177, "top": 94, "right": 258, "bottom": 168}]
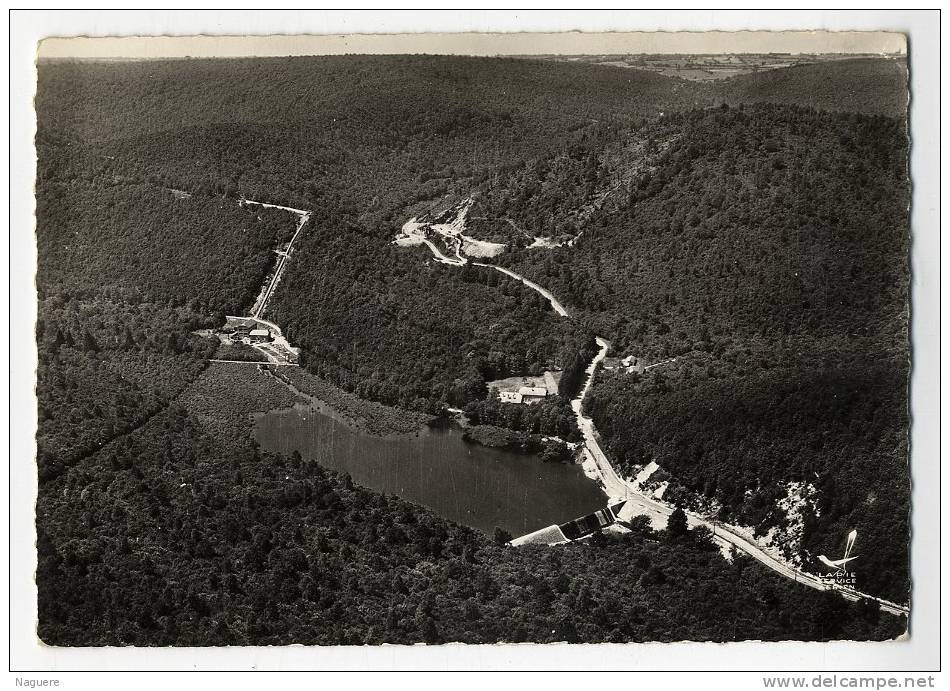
[{"left": 37, "top": 31, "right": 907, "bottom": 60}]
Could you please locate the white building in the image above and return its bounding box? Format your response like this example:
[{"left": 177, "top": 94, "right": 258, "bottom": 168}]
[
  {"left": 518, "top": 386, "right": 548, "bottom": 404},
  {"left": 248, "top": 328, "right": 271, "bottom": 343},
  {"left": 621, "top": 355, "right": 644, "bottom": 374}
]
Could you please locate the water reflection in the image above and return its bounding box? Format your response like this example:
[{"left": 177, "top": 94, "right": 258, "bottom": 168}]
[{"left": 254, "top": 402, "right": 607, "bottom": 536}]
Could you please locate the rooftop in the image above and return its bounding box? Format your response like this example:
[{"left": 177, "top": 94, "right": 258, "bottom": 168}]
[{"left": 518, "top": 386, "right": 547, "bottom": 397}]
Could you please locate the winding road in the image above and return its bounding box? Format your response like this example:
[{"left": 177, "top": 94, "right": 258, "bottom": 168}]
[{"left": 400, "top": 219, "right": 909, "bottom": 618}]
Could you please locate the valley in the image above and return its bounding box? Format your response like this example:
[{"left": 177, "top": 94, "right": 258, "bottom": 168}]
[{"left": 33, "top": 52, "right": 911, "bottom": 645}]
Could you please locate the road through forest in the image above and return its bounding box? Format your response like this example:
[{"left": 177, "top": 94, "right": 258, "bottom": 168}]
[
  {"left": 404, "top": 222, "right": 909, "bottom": 618},
  {"left": 242, "top": 199, "right": 312, "bottom": 318}
]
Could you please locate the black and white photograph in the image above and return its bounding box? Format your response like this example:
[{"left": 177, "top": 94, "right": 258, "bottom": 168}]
[{"left": 8, "top": 9, "right": 943, "bottom": 679}]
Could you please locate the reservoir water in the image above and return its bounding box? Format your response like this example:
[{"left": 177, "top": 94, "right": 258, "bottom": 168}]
[{"left": 253, "top": 402, "right": 608, "bottom": 536}]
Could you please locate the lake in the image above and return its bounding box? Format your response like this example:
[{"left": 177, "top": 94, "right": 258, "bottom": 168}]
[{"left": 253, "top": 402, "right": 608, "bottom": 536}]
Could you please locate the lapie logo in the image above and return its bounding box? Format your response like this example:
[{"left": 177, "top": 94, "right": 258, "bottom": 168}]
[{"left": 817, "top": 529, "right": 858, "bottom": 587}]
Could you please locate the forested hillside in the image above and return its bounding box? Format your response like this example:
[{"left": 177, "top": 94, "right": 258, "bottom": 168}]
[
  {"left": 273, "top": 240, "right": 595, "bottom": 409},
  {"left": 492, "top": 104, "right": 909, "bottom": 602},
  {"left": 38, "top": 55, "right": 698, "bottom": 144},
  {"left": 716, "top": 57, "right": 908, "bottom": 118},
  {"left": 34, "top": 125, "right": 298, "bottom": 485},
  {"left": 499, "top": 105, "right": 908, "bottom": 358},
  {"left": 36, "top": 56, "right": 706, "bottom": 411},
  {"left": 36, "top": 55, "right": 703, "bottom": 220},
  {"left": 36, "top": 56, "right": 907, "bottom": 415},
  {"left": 36, "top": 364, "right": 903, "bottom": 645},
  {"left": 35, "top": 153, "right": 297, "bottom": 314}
]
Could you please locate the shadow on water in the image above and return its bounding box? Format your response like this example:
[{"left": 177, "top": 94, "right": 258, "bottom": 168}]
[{"left": 253, "top": 402, "right": 607, "bottom": 536}]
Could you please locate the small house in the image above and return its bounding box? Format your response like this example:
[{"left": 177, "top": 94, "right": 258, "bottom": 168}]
[{"left": 621, "top": 355, "right": 644, "bottom": 374}]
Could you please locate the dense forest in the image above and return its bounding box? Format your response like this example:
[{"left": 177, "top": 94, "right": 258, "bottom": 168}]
[
  {"left": 36, "top": 364, "right": 903, "bottom": 645},
  {"left": 717, "top": 58, "right": 908, "bottom": 118},
  {"left": 35, "top": 160, "right": 297, "bottom": 314},
  {"left": 32, "top": 148, "right": 288, "bottom": 481},
  {"left": 274, "top": 238, "right": 585, "bottom": 410},
  {"left": 35, "top": 297, "right": 216, "bottom": 482},
  {"left": 34, "top": 53, "right": 911, "bottom": 643}
]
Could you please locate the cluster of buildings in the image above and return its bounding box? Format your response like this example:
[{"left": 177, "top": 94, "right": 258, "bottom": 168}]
[
  {"left": 491, "top": 371, "right": 560, "bottom": 406},
  {"left": 229, "top": 326, "right": 272, "bottom": 345},
  {"left": 212, "top": 316, "right": 300, "bottom": 366}
]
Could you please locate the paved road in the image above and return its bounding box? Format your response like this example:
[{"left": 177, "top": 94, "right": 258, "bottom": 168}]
[
  {"left": 565, "top": 329, "right": 908, "bottom": 616},
  {"left": 208, "top": 359, "right": 295, "bottom": 367},
  {"left": 570, "top": 337, "right": 908, "bottom": 616}
]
